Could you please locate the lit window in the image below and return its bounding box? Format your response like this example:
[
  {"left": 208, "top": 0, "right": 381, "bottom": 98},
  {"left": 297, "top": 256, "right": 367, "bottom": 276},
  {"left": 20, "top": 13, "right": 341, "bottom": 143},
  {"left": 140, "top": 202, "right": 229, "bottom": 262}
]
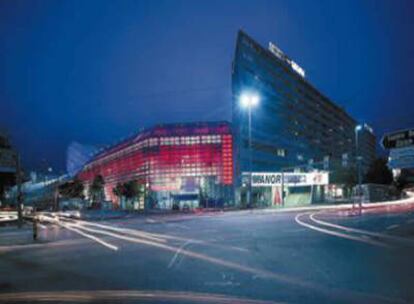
[{"left": 277, "top": 149, "right": 286, "bottom": 157}]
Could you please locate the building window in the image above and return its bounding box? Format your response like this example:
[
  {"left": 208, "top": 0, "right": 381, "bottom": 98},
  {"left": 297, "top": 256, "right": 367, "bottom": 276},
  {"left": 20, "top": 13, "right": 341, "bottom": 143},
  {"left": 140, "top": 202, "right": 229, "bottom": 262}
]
[
  {"left": 277, "top": 149, "right": 286, "bottom": 157},
  {"left": 342, "top": 153, "right": 348, "bottom": 167}
]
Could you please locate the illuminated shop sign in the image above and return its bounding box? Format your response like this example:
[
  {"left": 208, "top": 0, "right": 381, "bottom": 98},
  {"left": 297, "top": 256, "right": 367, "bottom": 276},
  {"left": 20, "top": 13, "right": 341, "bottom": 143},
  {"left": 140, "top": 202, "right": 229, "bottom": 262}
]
[{"left": 248, "top": 172, "right": 329, "bottom": 187}]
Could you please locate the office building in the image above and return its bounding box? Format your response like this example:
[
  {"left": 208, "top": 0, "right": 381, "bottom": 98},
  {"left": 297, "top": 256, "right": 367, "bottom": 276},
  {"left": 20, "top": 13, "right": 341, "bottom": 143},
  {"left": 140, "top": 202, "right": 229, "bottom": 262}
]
[{"left": 232, "top": 30, "right": 376, "bottom": 205}]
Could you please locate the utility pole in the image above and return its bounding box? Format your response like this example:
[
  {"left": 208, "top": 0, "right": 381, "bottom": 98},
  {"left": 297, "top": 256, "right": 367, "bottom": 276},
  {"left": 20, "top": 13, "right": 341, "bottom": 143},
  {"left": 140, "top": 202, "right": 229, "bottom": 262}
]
[
  {"left": 248, "top": 104, "right": 252, "bottom": 208},
  {"left": 281, "top": 170, "right": 284, "bottom": 207},
  {"left": 240, "top": 92, "right": 259, "bottom": 208},
  {"left": 355, "top": 125, "right": 363, "bottom": 211},
  {"left": 15, "top": 153, "right": 23, "bottom": 228}
]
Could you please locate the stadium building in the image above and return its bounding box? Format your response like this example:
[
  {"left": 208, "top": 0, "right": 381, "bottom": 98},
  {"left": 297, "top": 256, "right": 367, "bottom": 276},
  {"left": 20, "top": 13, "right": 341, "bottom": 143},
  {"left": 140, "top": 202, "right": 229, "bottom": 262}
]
[{"left": 78, "top": 122, "right": 234, "bottom": 210}]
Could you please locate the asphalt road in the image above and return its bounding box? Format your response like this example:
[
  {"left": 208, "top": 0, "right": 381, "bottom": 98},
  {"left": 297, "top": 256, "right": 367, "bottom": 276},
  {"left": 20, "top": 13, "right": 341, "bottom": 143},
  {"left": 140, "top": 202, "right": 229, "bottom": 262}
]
[{"left": 1, "top": 206, "right": 414, "bottom": 304}]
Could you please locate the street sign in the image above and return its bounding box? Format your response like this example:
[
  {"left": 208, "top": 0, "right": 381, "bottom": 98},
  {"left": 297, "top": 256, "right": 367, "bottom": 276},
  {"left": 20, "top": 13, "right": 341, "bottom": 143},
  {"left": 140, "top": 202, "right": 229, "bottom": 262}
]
[
  {"left": 388, "top": 157, "right": 414, "bottom": 169},
  {"left": 390, "top": 146, "right": 414, "bottom": 158},
  {"left": 381, "top": 128, "right": 414, "bottom": 149},
  {"left": 388, "top": 146, "right": 414, "bottom": 169}
]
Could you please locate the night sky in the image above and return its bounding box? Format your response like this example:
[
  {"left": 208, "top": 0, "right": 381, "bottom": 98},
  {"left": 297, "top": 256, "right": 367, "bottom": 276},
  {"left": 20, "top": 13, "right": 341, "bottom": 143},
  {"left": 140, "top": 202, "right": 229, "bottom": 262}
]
[{"left": 1, "top": 0, "right": 413, "bottom": 173}]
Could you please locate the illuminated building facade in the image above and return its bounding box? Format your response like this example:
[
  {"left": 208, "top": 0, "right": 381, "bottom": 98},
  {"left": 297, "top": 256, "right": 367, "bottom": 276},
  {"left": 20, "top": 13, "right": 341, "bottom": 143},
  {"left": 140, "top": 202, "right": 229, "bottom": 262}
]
[
  {"left": 232, "top": 30, "right": 376, "bottom": 206},
  {"left": 78, "top": 122, "right": 234, "bottom": 209}
]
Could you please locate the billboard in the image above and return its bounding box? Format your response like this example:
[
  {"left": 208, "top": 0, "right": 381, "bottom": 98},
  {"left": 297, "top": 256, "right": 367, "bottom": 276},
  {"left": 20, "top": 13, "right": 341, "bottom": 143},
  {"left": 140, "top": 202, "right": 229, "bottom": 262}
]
[{"left": 249, "top": 172, "right": 329, "bottom": 187}]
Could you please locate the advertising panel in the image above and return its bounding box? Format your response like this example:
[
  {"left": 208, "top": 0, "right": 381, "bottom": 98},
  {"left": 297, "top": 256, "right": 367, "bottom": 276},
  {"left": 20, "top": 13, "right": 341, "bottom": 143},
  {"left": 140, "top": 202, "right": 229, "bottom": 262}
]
[{"left": 250, "top": 172, "right": 329, "bottom": 187}]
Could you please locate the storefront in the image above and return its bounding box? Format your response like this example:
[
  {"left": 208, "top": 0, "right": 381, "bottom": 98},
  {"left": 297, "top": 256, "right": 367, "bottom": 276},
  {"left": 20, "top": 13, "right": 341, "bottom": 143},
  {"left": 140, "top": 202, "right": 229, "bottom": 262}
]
[{"left": 240, "top": 171, "right": 329, "bottom": 207}]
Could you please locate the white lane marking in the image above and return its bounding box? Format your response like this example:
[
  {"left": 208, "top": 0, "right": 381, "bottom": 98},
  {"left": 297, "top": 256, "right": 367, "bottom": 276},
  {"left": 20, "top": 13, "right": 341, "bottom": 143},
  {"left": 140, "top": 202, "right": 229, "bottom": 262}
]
[
  {"left": 310, "top": 212, "right": 414, "bottom": 246},
  {"left": 295, "top": 213, "right": 389, "bottom": 248},
  {"left": 168, "top": 240, "right": 193, "bottom": 269},
  {"left": 386, "top": 224, "right": 399, "bottom": 230}
]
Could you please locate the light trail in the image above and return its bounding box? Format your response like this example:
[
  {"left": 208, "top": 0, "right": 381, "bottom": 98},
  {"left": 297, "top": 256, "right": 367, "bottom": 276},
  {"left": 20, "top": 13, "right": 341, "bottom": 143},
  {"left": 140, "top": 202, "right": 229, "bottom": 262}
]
[
  {"left": 0, "top": 211, "right": 18, "bottom": 223},
  {"left": 38, "top": 214, "right": 119, "bottom": 251},
  {"left": 168, "top": 240, "right": 193, "bottom": 269},
  {"left": 10, "top": 213, "right": 406, "bottom": 303},
  {"left": 61, "top": 221, "right": 312, "bottom": 288},
  {"left": 295, "top": 213, "right": 390, "bottom": 248},
  {"left": 60, "top": 217, "right": 249, "bottom": 253},
  {"left": 64, "top": 219, "right": 170, "bottom": 243},
  {"left": 58, "top": 222, "right": 119, "bottom": 251},
  {"left": 309, "top": 212, "right": 414, "bottom": 247},
  {"left": 59, "top": 218, "right": 407, "bottom": 303},
  {"left": 0, "top": 290, "right": 283, "bottom": 304}
]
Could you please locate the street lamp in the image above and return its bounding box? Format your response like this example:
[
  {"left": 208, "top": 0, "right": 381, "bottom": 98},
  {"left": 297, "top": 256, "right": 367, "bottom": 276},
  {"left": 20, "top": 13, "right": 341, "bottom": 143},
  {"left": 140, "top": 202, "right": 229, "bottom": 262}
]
[
  {"left": 240, "top": 92, "right": 260, "bottom": 207},
  {"left": 355, "top": 124, "right": 363, "bottom": 210}
]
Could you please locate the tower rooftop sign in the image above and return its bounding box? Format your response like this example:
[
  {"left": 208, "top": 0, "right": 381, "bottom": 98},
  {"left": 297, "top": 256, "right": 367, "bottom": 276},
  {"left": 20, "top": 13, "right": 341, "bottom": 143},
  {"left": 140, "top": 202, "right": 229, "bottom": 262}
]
[{"left": 268, "top": 42, "right": 306, "bottom": 78}]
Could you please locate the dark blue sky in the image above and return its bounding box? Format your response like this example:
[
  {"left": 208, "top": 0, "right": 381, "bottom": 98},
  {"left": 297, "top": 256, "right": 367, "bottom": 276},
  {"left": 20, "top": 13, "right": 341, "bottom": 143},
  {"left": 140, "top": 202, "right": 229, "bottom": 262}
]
[{"left": 1, "top": 0, "right": 413, "bottom": 172}]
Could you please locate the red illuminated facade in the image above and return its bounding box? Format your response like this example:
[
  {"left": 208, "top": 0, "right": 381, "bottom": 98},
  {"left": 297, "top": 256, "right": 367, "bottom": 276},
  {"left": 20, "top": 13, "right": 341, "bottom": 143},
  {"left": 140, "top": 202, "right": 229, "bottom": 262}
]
[{"left": 78, "top": 122, "right": 234, "bottom": 209}]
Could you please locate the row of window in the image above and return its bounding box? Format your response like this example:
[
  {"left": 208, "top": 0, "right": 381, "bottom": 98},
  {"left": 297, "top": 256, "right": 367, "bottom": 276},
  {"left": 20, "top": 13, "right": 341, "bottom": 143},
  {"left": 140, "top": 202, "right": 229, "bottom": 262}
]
[{"left": 88, "top": 134, "right": 231, "bottom": 168}]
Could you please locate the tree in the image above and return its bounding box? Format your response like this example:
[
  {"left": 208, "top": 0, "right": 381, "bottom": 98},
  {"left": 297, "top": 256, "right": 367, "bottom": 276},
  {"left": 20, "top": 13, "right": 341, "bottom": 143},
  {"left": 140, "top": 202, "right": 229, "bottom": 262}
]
[
  {"left": 123, "top": 180, "right": 144, "bottom": 200},
  {"left": 112, "top": 183, "right": 125, "bottom": 198},
  {"left": 112, "top": 180, "right": 145, "bottom": 209},
  {"left": 364, "top": 158, "right": 393, "bottom": 185},
  {"left": 89, "top": 175, "right": 105, "bottom": 202},
  {"left": 331, "top": 166, "right": 357, "bottom": 187},
  {"left": 330, "top": 166, "right": 358, "bottom": 197},
  {"left": 394, "top": 169, "right": 411, "bottom": 192},
  {"left": 58, "top": 178, "right": 84, "bottom": 198}
]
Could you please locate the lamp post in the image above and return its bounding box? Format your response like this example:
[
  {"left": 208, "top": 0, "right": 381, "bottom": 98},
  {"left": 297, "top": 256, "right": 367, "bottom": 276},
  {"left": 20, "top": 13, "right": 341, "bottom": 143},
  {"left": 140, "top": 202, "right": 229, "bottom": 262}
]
[
  {"left": 240, "top": 92, "right": 259, "bottom": 207},
  {"left": 355, "top": 124, "right": 363, "bottom": 210}
]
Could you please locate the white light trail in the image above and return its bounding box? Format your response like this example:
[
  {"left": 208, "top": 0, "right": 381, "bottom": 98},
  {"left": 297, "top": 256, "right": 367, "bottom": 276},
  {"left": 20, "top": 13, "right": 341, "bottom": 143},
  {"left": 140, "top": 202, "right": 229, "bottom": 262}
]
[{"left": 295, "top": 213, "right": 390, "bottom": 248}]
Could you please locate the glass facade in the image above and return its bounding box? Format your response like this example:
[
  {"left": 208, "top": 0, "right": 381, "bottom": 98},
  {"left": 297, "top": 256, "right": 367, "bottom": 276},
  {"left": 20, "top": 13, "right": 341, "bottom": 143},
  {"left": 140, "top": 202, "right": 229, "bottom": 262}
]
[
  {"left": 232, "top": 30, "right": 376, "bottom": 179},
  {"left": 78, "top": 122, "right": 233, "bottom": 209}
]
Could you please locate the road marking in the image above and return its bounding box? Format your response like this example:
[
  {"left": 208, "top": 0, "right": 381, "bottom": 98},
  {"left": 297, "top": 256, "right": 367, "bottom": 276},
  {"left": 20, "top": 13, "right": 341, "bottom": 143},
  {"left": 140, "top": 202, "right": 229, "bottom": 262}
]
[
  {"left": 295, "top": 213, "right": 390, "bottom": 247},
  {"left": 168, "top": 240, "right": 193, "bottom": 269}
]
